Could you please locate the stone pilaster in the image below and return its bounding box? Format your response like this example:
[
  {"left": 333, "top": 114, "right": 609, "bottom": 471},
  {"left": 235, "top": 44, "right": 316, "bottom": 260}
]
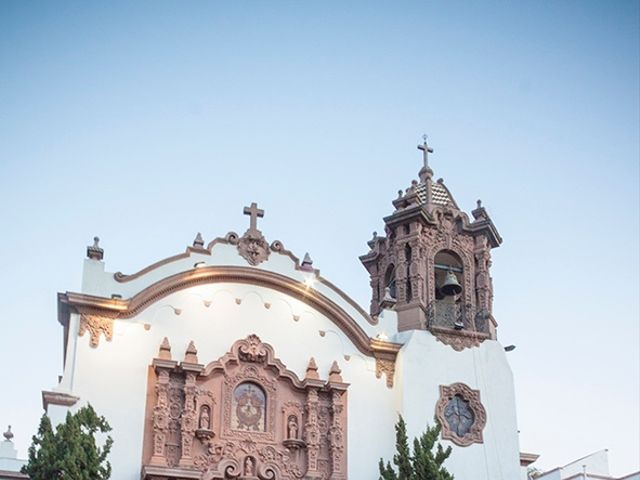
[
  {"left": 150, "top": 362, "right": 176, "bottom": 466},
  {"left": 304, "top": 388, "right": 322, "bottom": 479},
  {"left": 328, "top": 390, "right": 346, "bottom": 479},
  {"left": 179, "top": 342, "right": 204, "bottom": 468}
]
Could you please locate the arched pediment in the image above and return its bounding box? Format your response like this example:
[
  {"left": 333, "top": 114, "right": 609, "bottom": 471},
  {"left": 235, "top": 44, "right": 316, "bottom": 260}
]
[{"left": 59, "top": 265, "right": 401, "bottom": 366}]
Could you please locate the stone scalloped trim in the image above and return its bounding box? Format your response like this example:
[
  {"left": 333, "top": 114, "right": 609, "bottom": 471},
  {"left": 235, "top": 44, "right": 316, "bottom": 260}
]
[{"left": 60, "top": 266, "right": 400, "bottom": 386}]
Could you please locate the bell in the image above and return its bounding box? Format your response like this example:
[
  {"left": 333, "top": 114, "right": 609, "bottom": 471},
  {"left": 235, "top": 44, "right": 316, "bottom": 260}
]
[{"left": 440, "top": 270, "right": 462, "bottom": 296}]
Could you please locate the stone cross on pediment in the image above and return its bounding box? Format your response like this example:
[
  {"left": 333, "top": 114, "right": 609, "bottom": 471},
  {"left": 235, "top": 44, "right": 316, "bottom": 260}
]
[
  {"left": 237, "top": 202, "right": 270, "bottom": 266},
  {"left": 243, "top": 202, "right": 264, "bottom": 235}
]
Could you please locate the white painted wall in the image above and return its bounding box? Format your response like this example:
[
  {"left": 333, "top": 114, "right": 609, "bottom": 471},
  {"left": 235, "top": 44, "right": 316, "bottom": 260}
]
[
  {"left": 46, "top": 243, "right": 521, "bottom": 480},
  {"left": 64, "top": 283, "right": 397, "bottom": 479},
  {"left": 395, "top": 330, "right": 521, "bottom": 480}
]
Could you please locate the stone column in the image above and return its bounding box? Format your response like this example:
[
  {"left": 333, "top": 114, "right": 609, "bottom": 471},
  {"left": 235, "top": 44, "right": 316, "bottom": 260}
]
[
  {"left": 178, "top": 372, "right": 197, "bottom": 467},
  {"left": 474, "top": 236, "right": 492, "bottom": 332},
  {"left": 370, "top": 277, "right": 380, "bottom": 316},
  {"left": 407, "top": 238, "right": 425, "bottom": 305}
]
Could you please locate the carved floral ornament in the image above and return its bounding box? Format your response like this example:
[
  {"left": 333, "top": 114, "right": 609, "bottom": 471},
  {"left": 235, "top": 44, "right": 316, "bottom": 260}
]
[
  {"left": 78, "top": 313, "right": 114, "bottom": 348},
  {"left": 435, "top": 382, "right": 487, "bottom": 447},
  {"left": 429, "top": 327, "right": 489, "bottom": 352},
  {"left": 143, "top": 335, "right": 349, "bottom": 480}
]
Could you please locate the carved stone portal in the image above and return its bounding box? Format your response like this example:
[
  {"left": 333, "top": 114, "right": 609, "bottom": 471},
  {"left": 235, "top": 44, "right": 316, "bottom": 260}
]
[{"left": 142, "top": 335, "right": 349, "bottom": 480}]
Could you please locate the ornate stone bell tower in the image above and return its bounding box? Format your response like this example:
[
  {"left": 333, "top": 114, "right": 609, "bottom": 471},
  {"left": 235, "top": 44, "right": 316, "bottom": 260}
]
[{"left": 360, "top": 137, "right": 502, "bottom": 347}]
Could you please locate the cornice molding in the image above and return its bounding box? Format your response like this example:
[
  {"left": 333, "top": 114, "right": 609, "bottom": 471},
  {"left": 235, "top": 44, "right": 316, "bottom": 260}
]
[
  {"left": 0, "top": 470, "right": 29, "bottom": 479},
  {"left": 519, "top": 452, "right": 540, "bottom": 467},
  {"left": 113, "top": 246, "right": 209, "bottom": 282},
  {"left": 42, "top": 390, "right": 79, "bottom": 412}
]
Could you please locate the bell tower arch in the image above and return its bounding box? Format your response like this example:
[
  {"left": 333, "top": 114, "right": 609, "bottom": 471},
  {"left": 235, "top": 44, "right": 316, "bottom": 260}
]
[{"left": 360, "top": 138, "right": 502, "bottom": 347}]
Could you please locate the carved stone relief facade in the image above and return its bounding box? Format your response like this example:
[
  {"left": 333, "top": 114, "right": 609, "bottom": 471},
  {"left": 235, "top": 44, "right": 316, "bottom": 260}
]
[
  {"left": 142, "top": 335, "right": 348, "bottom": 480},
  {"left": 435, "top": 382, "right": 487, "bottom": 447}
]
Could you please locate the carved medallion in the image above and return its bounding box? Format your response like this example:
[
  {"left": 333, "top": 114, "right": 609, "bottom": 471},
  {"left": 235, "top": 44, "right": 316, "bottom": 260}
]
[
  {"left": 236, "top": 202, "right": 271, "bottom": 266},
  {"left": 237, "top": 232, "right": 271, "bottom": 266},
  {"left": 237, "top": 334, "right": 268, "bottom": 363}
]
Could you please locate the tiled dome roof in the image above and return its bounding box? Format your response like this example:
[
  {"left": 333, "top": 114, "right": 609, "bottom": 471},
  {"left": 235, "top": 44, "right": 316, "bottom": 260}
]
[{"left": 415, "top": 181, "right": 455, "bottom": 207}]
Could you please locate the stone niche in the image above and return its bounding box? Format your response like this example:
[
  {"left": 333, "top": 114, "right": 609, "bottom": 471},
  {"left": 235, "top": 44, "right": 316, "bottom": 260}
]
[{"left": 141, "top": 335, "right": 349, "bottom": 480}]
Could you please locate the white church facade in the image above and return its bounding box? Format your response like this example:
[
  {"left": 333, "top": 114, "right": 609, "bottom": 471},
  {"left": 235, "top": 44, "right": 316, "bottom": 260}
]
[{"left": 43, "top": 141, "right": 522, "bottom": 479}]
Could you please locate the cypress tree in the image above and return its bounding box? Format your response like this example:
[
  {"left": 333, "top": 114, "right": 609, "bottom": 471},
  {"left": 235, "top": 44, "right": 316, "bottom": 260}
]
[
  {"left": 379, "top": 416, "right": 454, "bottom": 480},
  {"left": 22, "top": 404, "right": 113, "bottom": 480}
]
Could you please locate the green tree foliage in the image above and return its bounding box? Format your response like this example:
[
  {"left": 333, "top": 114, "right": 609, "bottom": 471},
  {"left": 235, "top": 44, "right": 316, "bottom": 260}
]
[
  {"left": 22, "top": 404, "right": 113, "bottom": 480},
  {"left": 379, "top": 416, "right": 454, "bottom": 480}
]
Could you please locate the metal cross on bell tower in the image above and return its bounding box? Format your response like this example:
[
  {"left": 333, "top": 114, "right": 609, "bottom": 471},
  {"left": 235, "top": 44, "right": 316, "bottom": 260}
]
[{"left": 417, "top": 134, "right": 434, "bottom": 170}]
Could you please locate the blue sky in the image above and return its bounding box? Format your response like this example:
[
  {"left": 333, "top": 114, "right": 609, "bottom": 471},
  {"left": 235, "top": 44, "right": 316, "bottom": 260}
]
[{"left": 1, "top": 0, "right": 638, "bottom": 475}]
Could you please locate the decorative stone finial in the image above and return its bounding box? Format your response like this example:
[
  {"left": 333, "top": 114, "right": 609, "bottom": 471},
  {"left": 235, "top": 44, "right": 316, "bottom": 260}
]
[
  {"left": 301, "top": 253, "right": 314, "bottom": 271},
  {"left": 305, "top": 357, "right": 320, "bottom": 380},
  {"left": 184, "top": 341, "right": 199, "bottom": 364},
  {"left": 193, "top": 232, "right": 204, "bottom": 248},
  {"left": 158, "top": 337, "right": 172, "bottom": 360},
  {"left": 329, "top": 361, "right": 343, "bottom": 383},
  {"left": 367, "top": 231, "right": 379, "bottom": 249},
  {"left": 472, "top": 198, "right": 488, "bottom": 221},
  {"left": 86, "top": 236, "right": 104, "bottom": 261},
  {"left": 3, "top": 425, "right": 13, "bottom": 441}
]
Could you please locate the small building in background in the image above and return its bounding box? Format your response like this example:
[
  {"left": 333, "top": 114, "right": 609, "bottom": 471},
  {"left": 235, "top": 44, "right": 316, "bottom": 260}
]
[{"left": 528, "top": 450, "right": 639, "bottom": 480}]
